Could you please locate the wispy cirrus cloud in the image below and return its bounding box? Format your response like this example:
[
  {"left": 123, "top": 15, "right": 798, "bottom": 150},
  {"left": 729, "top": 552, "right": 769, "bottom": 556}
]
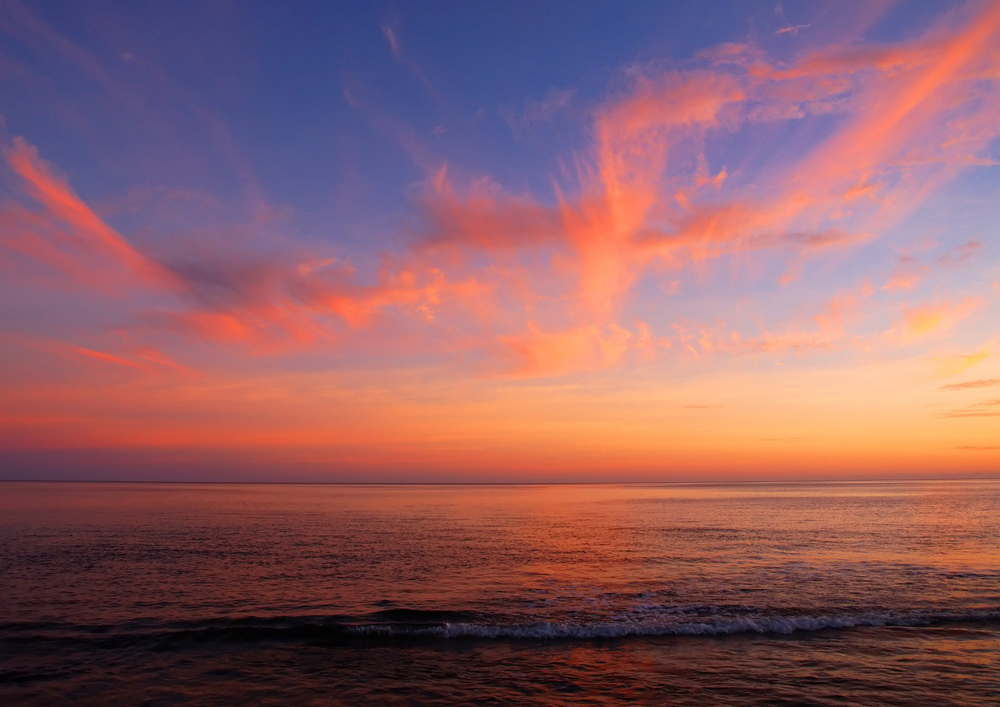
[
  {"left": 883, "top": 240, "right": 984, "bottom": 292},
  {"left": 890, "top": 297, "right": 981, "bottom": 341},
  {"left": 4, "top": 0, "right": 1000, "bottom": 380},
  {"left": 0, "top": 331, "right": 195, "bottom": 378},
  {"left": 381, "top": 21, "right": 438, "bottom": 98},
  {"left": 1, "top": 136, "right": 494, "bottom": 355},
  {"left": 940, "top": 377, "right": 1000, "bottom": 391},
  {"left": 932, "top": 345, "right": 993, "bottom": 378},
  {"left": 883, "top": 254, "right": 928, "bottom": 293},
  {"left": 501, "top": 87, "right": 576, "bottom": 137},
  {"left": 939, "top": 399, "right": 1000, "bottom": 418},
  {"left": 2, "top": 137, "right": 176, "bottom": 289}
]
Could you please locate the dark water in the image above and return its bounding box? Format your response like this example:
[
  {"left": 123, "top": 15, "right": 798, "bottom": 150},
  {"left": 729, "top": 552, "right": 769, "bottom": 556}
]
[{"left": 2, "top": 481, "right": 999, "bottom": 705}]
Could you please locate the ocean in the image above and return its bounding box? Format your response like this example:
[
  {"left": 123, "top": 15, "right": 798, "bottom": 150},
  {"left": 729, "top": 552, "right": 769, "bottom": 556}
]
[{"left": 2, "top": 480, "right": 999, "bottom": 705}]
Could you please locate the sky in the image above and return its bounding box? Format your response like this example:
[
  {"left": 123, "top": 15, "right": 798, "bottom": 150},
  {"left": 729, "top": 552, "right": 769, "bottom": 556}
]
[{"left": 0, "top": 0, "right": 998, "bottom": 481}]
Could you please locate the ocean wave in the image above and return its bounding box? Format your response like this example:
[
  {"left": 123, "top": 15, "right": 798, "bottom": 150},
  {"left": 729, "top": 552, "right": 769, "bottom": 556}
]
[
  {"left": 351, "top": 610, "right": 1000, "bottom": 640},
  {"left": 3, "top": 608, "right": 999, "bottom": 648}
]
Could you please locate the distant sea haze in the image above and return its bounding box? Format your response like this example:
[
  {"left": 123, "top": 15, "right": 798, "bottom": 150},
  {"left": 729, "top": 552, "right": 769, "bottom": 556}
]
[{"left": 2, "top": 481, "right": 1000, "bottom": 705}]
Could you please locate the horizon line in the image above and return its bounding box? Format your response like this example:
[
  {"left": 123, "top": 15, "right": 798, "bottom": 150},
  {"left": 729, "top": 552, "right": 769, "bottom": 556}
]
[{"left": 2, "top": 476, "right": 999, "bottom": 486}]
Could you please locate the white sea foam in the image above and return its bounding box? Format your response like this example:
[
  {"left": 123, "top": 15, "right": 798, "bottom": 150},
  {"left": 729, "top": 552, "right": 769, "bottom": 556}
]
[{"left": 346, "top": 610, "right": 999, "bottom": 641}]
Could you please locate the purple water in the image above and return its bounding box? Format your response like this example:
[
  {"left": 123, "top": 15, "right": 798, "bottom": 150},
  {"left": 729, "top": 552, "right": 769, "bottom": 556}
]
[{"left": 2, "top": 481, "right": 999, "bottom": 704}]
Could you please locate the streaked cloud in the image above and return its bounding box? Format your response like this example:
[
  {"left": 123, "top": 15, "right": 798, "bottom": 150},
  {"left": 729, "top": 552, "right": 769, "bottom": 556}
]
[
  {"left": 501, "top": 87, "right": 576, "bottom": 136},
  {"left": 939, "top": 399, "right": 1000, "bottom": 418},
  {"left": 940, "top": 378, "right": 1000, "bottom": 391},
  {"left": 381, "top": 20, "right": 437, "bottom": 98},
  {"left": 2, "top": 137, "right": 175, "bottom": 289},
  {"left": 892, "top": 297, "right": 981, "bottom": 341},
  {"left": 932, "top": 346, "right": 993, "bottom": 378}
]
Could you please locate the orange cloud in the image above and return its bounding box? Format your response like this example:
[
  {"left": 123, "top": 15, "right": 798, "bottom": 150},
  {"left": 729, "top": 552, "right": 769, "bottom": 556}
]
[
  {"left": 939, "top": 399, "right": 1000, "bottom": 418},
  {"left": 932, "top": 345, "right": 992, "bottom": 378},
  {"left": 895, "top": 297, "right": 981, "bottom": 341},
  {"left": 503, "top": 322, "right": 637, "bottom": 378},
  {"left": 7, "top": 0, "right": 1000, "bottom": 380},
  {"left": 940, "top": 377, "right": 999, "bottom": 391},
  {"left": 2, "top": 138, "right": 500, "bottom": 354},
  {"left": 683, "top": 281, "right": 876, "bottom": 357}
]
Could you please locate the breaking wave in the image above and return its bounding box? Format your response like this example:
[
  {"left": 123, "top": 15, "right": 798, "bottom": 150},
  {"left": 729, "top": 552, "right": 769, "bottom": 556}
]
[{"left": 4, "top": 608, "right": 999, "bottom": 649}]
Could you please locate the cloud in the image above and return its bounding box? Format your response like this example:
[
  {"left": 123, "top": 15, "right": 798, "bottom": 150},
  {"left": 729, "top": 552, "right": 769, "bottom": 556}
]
[
  {"left": 417, "top": 170, "right": 563, "bottom": 250},
  {"left": 940, "top": 377, "right": 1000, "bottom": 391},
  {"left": 146, "top": 255, "right": 493, "bottom": 353},
  {"left": 883, "top": 254, "right": 928, "bottom": 293},
  {"left": 3, "top": 137, "right": 499, "bottom": 354},
  {"left": 381, "top": 23, "right": 402, "bottom": 57},
  {"left": 7, "top": 0, "right": 1000, "bottom": 378},
  {"left": 940, "top": 398, "right": 1000, "bottom": 418},
  {"left": 775, "top": 24, "right": 812, "bottom": 37},
  {"left": 2, "top": 137, "right": 176, "bottom": 289},
  {"left": 882, "top": 270, "right": 924, "bottom": 293},
  {"left": 936, "top": 240, "right": 983, "bottom": 266},
  {"left": 891, "top": 297, "right": 981, "bottom": 341},
  {"left": 381, "top": 21, "right": 437, "bottom": 98},
  {"left": 772, "top": 1, "right": 814, "bottom": 38},
  {"left": 502, "top": 88, "right": 576, "bottom": 136},
  {"left": 502, "top": 322, "right": 636, "bottom": 378},
  {"left": 932, "top": 345, "right": 992, "bottom": 378},
  {"left": 883, "top": 240, "right": 983, "bottom": 292},
  {"left": 725, "top": 281, "right": 874, "bottom": 355},
  {"left": 313, "top": 3, "right": 1000, "bottom": 369},
  {"left": 63, "top": 344, "right": 194, "bottom": 376},
  {"left": 2, "top": 331, "right": 195, "bottom": 377},
  {"left": 66, "top": 345, "right": 149, "bottom": 371}
]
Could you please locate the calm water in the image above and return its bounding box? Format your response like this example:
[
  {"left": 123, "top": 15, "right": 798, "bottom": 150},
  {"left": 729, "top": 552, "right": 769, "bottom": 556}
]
[{"left": 2, "top": 481, "right": 999, "bottom": 705}]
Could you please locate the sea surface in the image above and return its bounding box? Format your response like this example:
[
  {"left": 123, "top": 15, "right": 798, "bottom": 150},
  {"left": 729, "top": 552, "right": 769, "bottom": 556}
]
[{"left": 2, "top": 480, "right": 999, "bottom": 705}]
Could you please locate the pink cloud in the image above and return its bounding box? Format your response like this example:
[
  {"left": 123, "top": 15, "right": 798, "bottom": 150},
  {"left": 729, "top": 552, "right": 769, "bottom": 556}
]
[
  {"left": 6, "top": 1, "right": 1000, "bottom": 378},
  {"left": 502, "top": 322, "right": 636, "bottom": 378},
  {"left": 940, "top": 377, "right": 999, "bottom": 391},
  {"left": 2, "top": 137, "right": 177, "bottom": 289},
  {"left": 883, "top": 240, "right": 984, "bottom": 292},
  {"left": 882, "top": 268, "right": 925, "bottom": 293}
]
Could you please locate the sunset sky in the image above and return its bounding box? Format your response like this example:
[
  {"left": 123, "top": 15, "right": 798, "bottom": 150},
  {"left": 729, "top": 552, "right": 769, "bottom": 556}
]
[{"left": 1, "top": 0, "right": 998, "bottom": 481}]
